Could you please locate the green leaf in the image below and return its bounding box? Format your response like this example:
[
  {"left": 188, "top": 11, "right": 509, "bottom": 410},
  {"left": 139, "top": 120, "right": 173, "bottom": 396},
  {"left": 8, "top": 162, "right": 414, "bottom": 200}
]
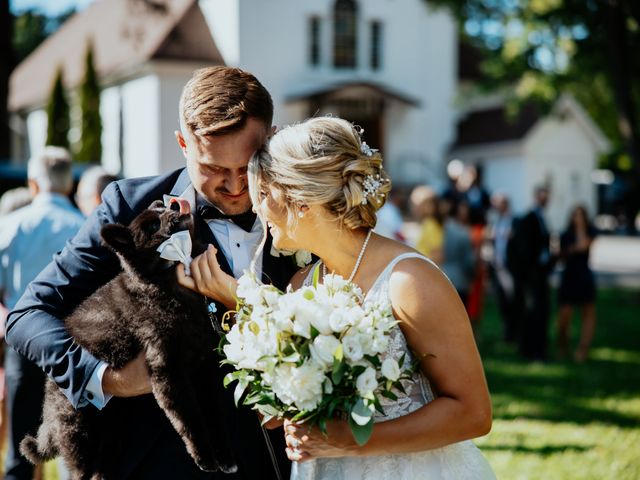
[
  {"left": 318, "top": 417, "right": 327, "bottom": 435},
  {"left": 380, "top": 390, "right": 398, "bottom": 401},
  {"left": 348, "top": 414, "right": 374, "bottom": 446},
  {"left": 332, "top": 358, "right": 346, "bottom": 385},
  {"left": 364, "top": 354, "right": 381, "bottom": 368},
  {"left": 310, "top": 325, "right": 320, "bottom": 339},
  {"left": 350, "top": 398, "right": 373, "bottom": 426},
  {"left": 234, "top": 381, "right": 248, "bottom": 406},
  {"left": 312, "top": 263, "right": 321, "bottom": 288}
]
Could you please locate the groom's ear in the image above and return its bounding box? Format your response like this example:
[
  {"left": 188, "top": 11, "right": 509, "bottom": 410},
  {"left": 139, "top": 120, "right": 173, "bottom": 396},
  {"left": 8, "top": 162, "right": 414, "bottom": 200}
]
[
  {"left": 101, "top": 224, "right": 134, "bottom": 255},
  {"left": 175, "top": 130, "right": 187, "bottom": 157}
]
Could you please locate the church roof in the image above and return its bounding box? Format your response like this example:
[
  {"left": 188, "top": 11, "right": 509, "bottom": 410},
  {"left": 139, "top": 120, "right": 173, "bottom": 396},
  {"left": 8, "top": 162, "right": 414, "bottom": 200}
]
[
  {"left": 285, "top": 80, "right": 421, "bottom": 107},
  {"left": 453, "top": 103, "right": 541, "bottom": 148},
  {"left": 9, "top": 0, "right": 224, "bottom": 112}
]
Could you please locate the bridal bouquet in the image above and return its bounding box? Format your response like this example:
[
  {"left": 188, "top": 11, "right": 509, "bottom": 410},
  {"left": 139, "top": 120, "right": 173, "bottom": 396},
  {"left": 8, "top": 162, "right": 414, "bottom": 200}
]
[{"left": 221, "top": 269, "right": 414, "bottom": 445}]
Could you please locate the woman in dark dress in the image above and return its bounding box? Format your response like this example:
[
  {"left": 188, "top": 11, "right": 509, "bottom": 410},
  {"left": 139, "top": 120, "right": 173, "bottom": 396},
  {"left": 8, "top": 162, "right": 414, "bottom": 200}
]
[{"left": 556, "top": 205, "right": 597, "bottom": 362}]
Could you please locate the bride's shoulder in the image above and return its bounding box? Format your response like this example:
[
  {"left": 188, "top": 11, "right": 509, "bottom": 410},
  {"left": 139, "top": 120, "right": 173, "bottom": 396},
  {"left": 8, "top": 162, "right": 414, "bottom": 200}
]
[{"left": 386, "top": 249, "right": 456, "bottom": 310}]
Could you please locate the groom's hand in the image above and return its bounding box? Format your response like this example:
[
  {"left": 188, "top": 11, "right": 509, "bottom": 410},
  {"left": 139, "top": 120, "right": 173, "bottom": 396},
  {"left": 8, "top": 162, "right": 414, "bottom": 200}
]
[
  {"left": 102, "top": 352, "right": 152, "bottom": 397},
  {"left": 177, "top": 245, "right": 237, "bottom": 309}
]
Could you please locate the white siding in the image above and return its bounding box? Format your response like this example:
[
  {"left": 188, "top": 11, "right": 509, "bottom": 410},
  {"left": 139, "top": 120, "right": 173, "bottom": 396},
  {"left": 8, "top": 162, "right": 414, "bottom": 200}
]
[
  {"left": 121, "top": 74, "right": 160, "bottom": 179},
  {"left": 199, "top": 0, "right": 240, "bottom": 66},
  {"left": 236, "top": 0, "right": 457, "bottom": 186},
  {"left": 100, "top": 86, "right": 122, "bottom": 175},
  {"left": 524, "top": 117, "right": 598, "bottom": 231},
  {"left": 26, "top": 109, "right": 47, "bottom": 157}
]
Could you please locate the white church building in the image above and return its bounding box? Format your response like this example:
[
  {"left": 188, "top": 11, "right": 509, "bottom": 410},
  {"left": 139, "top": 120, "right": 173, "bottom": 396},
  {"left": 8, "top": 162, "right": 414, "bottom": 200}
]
[{"left": 8, "top": 0, "right": 608, "bottom": 230}]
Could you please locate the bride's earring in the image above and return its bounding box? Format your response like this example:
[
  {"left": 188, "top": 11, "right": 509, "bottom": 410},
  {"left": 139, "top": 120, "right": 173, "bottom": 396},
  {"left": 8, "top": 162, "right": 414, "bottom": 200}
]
[{"left": 298, "top": 211, "right": 305, "bottom": 218}]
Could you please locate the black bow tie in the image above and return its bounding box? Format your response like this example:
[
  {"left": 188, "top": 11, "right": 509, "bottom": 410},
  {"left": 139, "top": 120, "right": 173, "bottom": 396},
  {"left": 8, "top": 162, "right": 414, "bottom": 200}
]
[{"left": 197, "top": 205, "right": 257, "bottom": 232}]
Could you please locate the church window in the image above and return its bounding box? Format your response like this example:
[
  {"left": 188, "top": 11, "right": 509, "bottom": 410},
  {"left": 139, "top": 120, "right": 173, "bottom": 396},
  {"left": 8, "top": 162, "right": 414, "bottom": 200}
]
[{"left": 333, "top": 0, "right": 357, "bottom": 68}]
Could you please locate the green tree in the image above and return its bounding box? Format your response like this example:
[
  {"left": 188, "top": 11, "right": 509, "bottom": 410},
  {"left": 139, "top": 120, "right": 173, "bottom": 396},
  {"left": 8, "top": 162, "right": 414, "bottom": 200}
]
[
  {"left": 46, "top": 68, "right": 70, "bottom": 149},
  {"left": 426, "top": 0, "right": 640, "bottom": 231},
  {"left": 76, "top": 43, "right": 102, "bottom": 163}
]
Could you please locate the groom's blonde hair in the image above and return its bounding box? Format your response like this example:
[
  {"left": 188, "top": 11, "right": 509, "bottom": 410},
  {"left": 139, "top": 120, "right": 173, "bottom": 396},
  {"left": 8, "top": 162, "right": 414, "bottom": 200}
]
[
  {"left": 249, "top": 117, "right": 391, "bottom": 230},
  {"left": 179, "top": 66, "right": 273, "bottom": 137}
]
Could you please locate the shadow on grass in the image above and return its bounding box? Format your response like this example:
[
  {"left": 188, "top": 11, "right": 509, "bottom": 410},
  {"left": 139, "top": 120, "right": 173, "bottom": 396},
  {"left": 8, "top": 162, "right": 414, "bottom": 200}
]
[
  {"left": 477, "top": 288, "right": 640, "bottom": 429},
  {"left": 480, "top": 444, "right": 592, "bottom": 455}
]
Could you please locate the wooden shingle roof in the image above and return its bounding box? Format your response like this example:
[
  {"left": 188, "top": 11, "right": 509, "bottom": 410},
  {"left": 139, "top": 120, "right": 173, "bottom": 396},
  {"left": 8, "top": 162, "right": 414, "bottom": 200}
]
[{"left": 9, "top": 0, "right": 223, "bottom": 111}]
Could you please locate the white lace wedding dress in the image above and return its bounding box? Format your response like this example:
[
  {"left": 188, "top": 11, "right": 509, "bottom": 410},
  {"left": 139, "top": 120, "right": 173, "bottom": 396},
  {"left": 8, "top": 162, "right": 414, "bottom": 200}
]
[{"left": 291, "top": 253, "right": 496, "bottom": 480}]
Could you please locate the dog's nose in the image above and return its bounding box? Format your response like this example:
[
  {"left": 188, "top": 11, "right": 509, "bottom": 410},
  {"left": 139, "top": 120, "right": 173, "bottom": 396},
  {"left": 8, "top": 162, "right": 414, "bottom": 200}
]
[{"left": 169, "top": 197, "right": 191, "bottom": 215}]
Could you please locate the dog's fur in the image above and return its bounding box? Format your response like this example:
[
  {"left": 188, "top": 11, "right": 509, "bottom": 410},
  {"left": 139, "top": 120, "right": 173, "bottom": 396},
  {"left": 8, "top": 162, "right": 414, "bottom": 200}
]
[{"left": 20, "top": 200, "right": 236, "bottom": 479}]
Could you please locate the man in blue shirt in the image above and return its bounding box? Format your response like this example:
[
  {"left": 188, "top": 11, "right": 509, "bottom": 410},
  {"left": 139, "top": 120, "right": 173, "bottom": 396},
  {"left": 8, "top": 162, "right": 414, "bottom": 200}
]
[{"left": 0, "top": 146, "right": 85, "bottom": 480}]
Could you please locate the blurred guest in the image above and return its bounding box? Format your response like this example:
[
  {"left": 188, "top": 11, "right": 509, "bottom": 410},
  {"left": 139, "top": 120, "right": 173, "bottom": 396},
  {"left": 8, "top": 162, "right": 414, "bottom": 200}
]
[
  {"left": 486, "top": 194, "right": 517, "bottom": 342},
  {"left": 74, "top": 166, "right": 118, "bottom": 216},
  {"left": 459, "top": 164, "right": 491, "bottom": 225},
  {"left": 0, "top": 188, "right": 31, "bottom": 217},
  {"left": 556, "top": 206, "right": 598, "bottom": 363},
  {"left": 510, "top": 186, "right": 554, "bottom": 361},
  {"left": 0, "top": 188, "right": 33, "bottom": 478},
  {"left": 441, "top": 200, "right": 476, "bottom": 306},
  {"left": 458, "top": 197, "right": 488, "bottom": 327},
  {"left": 375, "top": 189, "right": 407, "bottom": 242},
  {"left": 0, "top": 147, "right": 84, "bottom": 480},
  {"left": 412, "top": 186, "right": 444, "bottom": 264},
  {"left": 442, "top": 159, "right": 465, "bottom": 207}
]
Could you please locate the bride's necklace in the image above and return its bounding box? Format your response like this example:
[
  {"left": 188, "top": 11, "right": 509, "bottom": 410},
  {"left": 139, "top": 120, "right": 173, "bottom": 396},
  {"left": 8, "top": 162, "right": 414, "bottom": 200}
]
[{"left": 322, "top": 229, "right": 373, "bottom": 283}]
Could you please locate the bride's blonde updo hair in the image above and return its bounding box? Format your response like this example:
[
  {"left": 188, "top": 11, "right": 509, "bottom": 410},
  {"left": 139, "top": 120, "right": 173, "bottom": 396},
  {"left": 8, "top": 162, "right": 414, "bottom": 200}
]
[{"left": 249, "top": 116, "right": 391, "bottom": 230}]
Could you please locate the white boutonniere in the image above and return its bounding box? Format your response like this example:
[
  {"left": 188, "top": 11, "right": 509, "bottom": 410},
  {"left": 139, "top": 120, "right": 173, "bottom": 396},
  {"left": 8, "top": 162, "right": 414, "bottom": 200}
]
[
  {"left": 270, "top": 246, "right": 312, "bottom": 267},
  {"left": 157, "top": 230, "right": 193, "bottom": 274}
]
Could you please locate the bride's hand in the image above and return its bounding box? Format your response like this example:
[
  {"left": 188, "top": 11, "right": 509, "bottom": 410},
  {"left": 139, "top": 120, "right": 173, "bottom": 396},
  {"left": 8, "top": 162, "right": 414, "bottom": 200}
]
[
  {"left": 176, "top": 245, "right": 237, "bottom": 309},
  {"left": 284, "top": 419, "right": 357, "bottom": 462}
]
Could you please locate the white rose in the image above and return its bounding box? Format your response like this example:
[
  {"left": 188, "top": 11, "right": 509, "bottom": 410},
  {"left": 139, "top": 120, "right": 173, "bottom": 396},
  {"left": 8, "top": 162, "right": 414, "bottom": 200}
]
[
  {"left": 356, "top": 367, "right": 378, "bottom": 396},
  {"left": 381, "top": 358, "right": 401, "bottom": 381},
  {"left": 236, "top": 273, "right": 263, "bottom": 306},
  {"left": 308, "top": 304, "right": 333, "bottom": 335},
  {"left": 342, "top": 333, "right": 364, "bottom": 362},
  {"left": 263, "top": 288, "right": 281, "bottom": 309},
  {"left": 309, "top": 335, "right": 341, "bottom": 367},
  {"left": 272, "top": 361, "right": 325, "bottom": 412},
  {"left": 370, "top": 330, "right": 389, "bottom": 355},
  {"left": 329, "top": 291, "right": 352, "bottom": 309},
  {"left": 323, "top": 273, "right": 348, "bottom": 292},
  {"left": 328, "top": 310, "right": 350, "bottom": 333}
]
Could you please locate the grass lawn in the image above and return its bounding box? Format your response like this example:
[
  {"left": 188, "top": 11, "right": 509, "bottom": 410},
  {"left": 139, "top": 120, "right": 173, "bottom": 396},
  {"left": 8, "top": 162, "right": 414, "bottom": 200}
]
[{"left": 474, "top": 288, "right": 640, "bottom": 479}]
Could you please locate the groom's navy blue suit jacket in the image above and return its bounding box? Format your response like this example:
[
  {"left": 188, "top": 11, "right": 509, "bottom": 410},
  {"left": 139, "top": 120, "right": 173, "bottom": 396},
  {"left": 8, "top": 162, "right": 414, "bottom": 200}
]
[{"left": 6, "top": 168, "right": 297, "bottom": 479}]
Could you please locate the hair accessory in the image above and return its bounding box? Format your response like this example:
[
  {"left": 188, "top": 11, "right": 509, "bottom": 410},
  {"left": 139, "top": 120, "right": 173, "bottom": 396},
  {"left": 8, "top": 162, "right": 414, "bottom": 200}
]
[
  {"left": 362, "top": 172, "right": 387, "bottom": 205},
  {"left": 360, "top": 141, "right": 378, "bottom": 157}
]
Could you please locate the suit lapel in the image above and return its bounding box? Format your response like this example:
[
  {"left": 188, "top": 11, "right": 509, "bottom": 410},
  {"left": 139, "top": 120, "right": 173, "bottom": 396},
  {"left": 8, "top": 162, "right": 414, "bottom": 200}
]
[
  {"left": 193, "top": 215, "right": 233, "bottom": 277},
  {"left": 168, "top": 168, "right": 192, "bottom": 197},
  {"left": 261, "top": 233, "right": 299, "bottom": 291}
]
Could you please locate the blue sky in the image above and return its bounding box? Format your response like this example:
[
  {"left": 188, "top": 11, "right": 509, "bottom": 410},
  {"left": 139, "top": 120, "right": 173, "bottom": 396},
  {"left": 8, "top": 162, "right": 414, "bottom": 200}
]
[{"left": 10, "top": 0, "right": 93, "bottom": 15}]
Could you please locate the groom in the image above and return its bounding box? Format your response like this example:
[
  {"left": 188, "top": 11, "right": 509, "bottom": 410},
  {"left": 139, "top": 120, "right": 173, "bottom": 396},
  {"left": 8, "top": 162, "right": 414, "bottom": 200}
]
[{"left": 6, "top": 66, "right": 298, "bottom": 479}]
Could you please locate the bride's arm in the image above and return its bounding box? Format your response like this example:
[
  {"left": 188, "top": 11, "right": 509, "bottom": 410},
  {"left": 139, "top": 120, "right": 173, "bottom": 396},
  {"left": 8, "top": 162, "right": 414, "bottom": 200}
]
[{"left": 285, "top": 258, "right": 492, "bottom": 460}]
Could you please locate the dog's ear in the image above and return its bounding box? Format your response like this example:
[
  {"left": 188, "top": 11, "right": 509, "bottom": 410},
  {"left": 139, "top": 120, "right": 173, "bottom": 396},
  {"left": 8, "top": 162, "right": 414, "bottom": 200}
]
[{"left": 101, "top": 224, "right": 134, "bottom": 255}]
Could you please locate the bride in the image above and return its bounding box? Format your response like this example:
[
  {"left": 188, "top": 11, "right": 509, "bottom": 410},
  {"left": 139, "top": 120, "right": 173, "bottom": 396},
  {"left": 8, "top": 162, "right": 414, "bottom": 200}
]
[{"left": 181, "top": 117, "right": 495, "bottom": 479}]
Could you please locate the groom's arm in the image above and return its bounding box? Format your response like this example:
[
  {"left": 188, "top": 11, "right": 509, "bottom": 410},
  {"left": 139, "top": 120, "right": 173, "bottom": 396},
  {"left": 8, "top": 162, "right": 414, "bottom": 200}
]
[{"left": 6, "top": 182, "right": 129, "bottom": 408}]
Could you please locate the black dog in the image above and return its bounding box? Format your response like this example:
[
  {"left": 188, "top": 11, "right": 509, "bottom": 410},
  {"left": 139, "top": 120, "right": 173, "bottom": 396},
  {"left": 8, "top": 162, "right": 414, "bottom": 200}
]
[{"left": 20, "top": 200, "right": 236, "bottom": 478}]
